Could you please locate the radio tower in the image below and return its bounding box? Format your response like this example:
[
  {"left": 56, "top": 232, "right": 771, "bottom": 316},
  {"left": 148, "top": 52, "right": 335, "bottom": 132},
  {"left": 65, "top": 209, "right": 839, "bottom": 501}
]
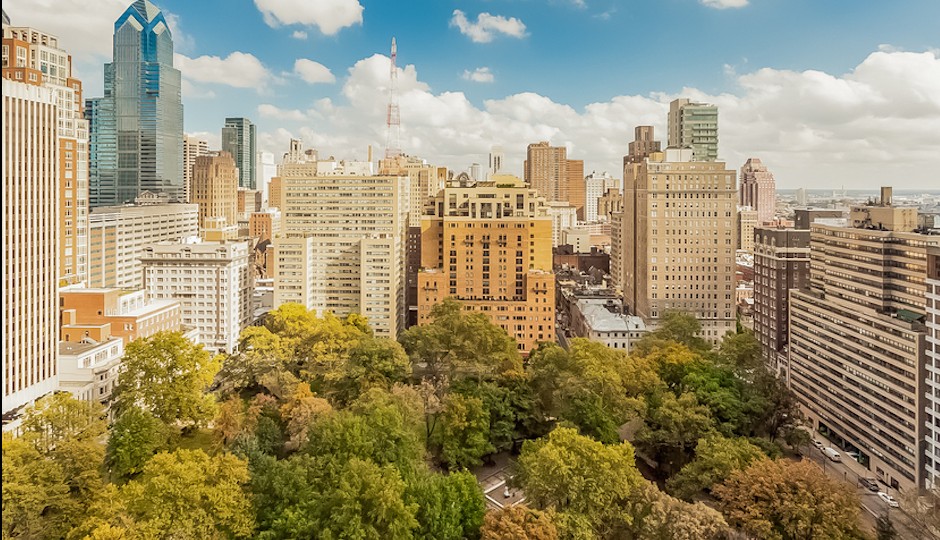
[{"left": 384, "top": 37, "right": 401, "bottom": 159}]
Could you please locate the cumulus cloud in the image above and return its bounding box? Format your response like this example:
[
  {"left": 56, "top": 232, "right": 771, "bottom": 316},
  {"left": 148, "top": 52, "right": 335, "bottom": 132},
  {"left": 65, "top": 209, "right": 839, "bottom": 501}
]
[
  {"left": 700, "top": 0, "right": 749, "bottom": 9},
  {"left": 462, "top": 67, "right": 495, "bottom": 83},
  {"left": 294, "top": 59, "right": 336, "bottom": 84},
  {"left": 254, "top": 0, "right": 363, "bottom": 35},
  {"left": 174, "top": 52, "right": 273, "bottom": 91},
  {"left": 253, "top": 48, "right": 940, "bottom": 190},
  {"left": 186, "top": 131, "right": 221, "bottom": 151},
  {"left": 450, "top": 10, "right": 527, "bottom": 43},
  {"left": 292, "top": 30, "right": 308, "bottom": 40}
]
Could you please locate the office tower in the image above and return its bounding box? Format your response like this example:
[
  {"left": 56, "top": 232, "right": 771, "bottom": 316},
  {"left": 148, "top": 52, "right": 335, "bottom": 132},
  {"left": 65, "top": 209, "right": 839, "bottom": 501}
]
[
  {"left": 191, "top": 151, "right": 238, "bottom": 237},
  {"left": 525, "top": 141, "right": 568, "bottom": 201},
  {"left": 88, "top": 201, "right": 198, "bottom": 289},
  {"left": 567, "top": 159, "right": 585, "bottom": 221},
  {"left": 4, "top": 24, "right": 90, "bottom": 286},
  {"left": 667, "top": 98, "right": 718, "bottom": 162},
  {"left": 926, "top": 246, "right": 940, "bottom": 490},
  {"left": 618, "top": 147, "right": 737, "bottom": 341},
  {"left": 625, "top": 126, "right": 662, "bottom": 165},
  {"left": 183, "top": 135, "right": 208, "bottom": 202},
  {"left": 752, "top": 227, "right": 812, "bottom": 376},
  {"left": 417, "top": 174, "right": 554, "bottom": 354},
  {"left": 141, "top": 241, "right": 252, "bottom": 353},
  {"left": 87, "top": 0, "right": 183, "bottom": 207},
  {"left": 2, "top": 77, "right": 60, "bottom": 421},
  {"left": 739, "top": 158, "right": 776, "bottom": 224},
  {"left": 273, "top": 162, "right": 409, "bottom": 337},
  {"left": 222, "top": 117, "right": 257, "bottom": 189},
  {"left": 488, "top": 145, "right": 504, "bottom": 179},
  {"left": 737, "top": 206, "right": 758, "bottom": 252},
  {"left": 256, "top": 151, "right": 276, "bottom": 208},
  {"left": 788, "top": 188, "right": 938, "bottom": 491}
]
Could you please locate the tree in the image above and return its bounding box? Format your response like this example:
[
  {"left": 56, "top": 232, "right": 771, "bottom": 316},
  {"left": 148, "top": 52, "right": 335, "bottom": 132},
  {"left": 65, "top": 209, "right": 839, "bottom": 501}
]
[
  {"left": 615, "top": 481, "right": 729, "bottom": 540},
  {"left": 2, "top": 434, "right": 72, "bottom": 539},
  {"left": 408, "top": 469, "right": 486, "bottom": 540},
  {"left": 114, "top": 331, "right": 221, "bottom": 427},
  {"left": 107, "top": 406, "right": 169, "bottom": 480},
  {"left": 331, "top": 337, "right": 412, "bottom": 403},
  {"left": 434, "top": 393, "right": 494, "bottom": 469},
  {"left": 20, "top": 391, "right": 107, "bottom": 452},
  {"left": 717, "top": 329, "right": 763, "bottom": 375},
  {"left": 714, "top": 458, "right": 862, "bottom": 540},
  {"left": 667, "top": 436, "right": 765, "bottom": 499},
  {"left": 277, "top": 383, "right": 332, "bottom": 451},
  {"left": 635, "top": 311, "right": 710, "bottom": 353},
  {"left": 875, "top": 513, "right": 897, "bottom": 540},
  {"left": 636, "top": 392, "right": 717, "bottom": 477},
  {"left": 481, "top": 507, "right": 559, "bottom": 540}
]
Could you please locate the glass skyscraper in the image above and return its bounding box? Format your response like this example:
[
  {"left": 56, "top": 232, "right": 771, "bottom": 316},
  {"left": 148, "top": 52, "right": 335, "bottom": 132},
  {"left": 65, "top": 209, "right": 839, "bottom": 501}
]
[
  {"left": 222, "top": 117, "right": 257, "bottom": 189},
  {"left": 87, "top": 0, "right": 183, "bottom": 207}
]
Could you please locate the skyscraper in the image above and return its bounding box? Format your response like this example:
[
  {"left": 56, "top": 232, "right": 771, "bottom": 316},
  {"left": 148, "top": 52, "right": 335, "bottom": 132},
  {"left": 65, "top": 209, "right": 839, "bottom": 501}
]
[
  {"left": 221, "top": 117, "right": 257, "bottom": 189},
  {"left": 87, "top": 0, "right": 183, "bottom": 207},
  {"left": 525, "top": 141, "right": 568, "bottom": 202},
  {"left": 739, "top": 158, "right": 776, "bottom": 224},
  {"left": 183, "top": 134, "right": 208, "bottom": 202},
  {"left": 487, "top": 145, "right": 504, "bottom": 179},
  {"left": 667, "top": 98, "right": 718, "bottom": 162},
  {"left": 625, "top": 125, "right": 661, "bottom": 166},
  {"left": 191, "top": 151, "right": 238, "bottom": 236},
  {"left": 926, "top": 246, "right": 940, "bottom": 490}
]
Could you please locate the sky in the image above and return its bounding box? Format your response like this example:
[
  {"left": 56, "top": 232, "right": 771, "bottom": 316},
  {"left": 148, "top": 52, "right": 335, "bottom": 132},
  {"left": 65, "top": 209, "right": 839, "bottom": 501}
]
[{"left": 5, "top": 0, "right": 940, "bottom": 189}]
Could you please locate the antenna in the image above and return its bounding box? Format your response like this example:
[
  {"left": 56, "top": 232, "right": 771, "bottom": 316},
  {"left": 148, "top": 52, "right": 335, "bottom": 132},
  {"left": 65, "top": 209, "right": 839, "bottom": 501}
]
[{"left": 384, "top": 37, "right": 401, "bottom": 160}]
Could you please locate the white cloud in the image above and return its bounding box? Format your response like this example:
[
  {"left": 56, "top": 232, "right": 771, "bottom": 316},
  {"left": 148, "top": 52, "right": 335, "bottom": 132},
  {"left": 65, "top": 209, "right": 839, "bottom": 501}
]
[
  {"left": 462, "top": 67, "right": 495, "bottom": 83},
  {"left": 294, "top": 59, "right": 336, "bottom": 84},
  {"left": 174, "top": 52, "right": 273, "bottom": 91},
  {"left": 292, "top": 30, "right": 308, "bottom": 40},
  {"left": 163, "top": 11, "right": 195, "bottom": 54},
  {"left": 2, "top": 0, "right": 127, "bottom": 58},
  {"left": 253, "top": 48, "right": 940, "bottom": 190},
  {"left": 254, "top": 0, "right": 363, "bottom": 35},
  {"left": 186, "top": 131, "right": 221, "bottom": 151},
  {"left": 700, "top": 0, "right": 749, "bottom": 9},
  {"left": 450, "top": 10, "right": 527, "bottom": 43}
]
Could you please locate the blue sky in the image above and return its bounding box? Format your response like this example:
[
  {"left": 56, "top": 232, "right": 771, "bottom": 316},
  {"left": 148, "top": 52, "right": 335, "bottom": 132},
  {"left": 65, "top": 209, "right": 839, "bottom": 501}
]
[{"left": 6, "top": 0, "right": 940, "bottom": 188}]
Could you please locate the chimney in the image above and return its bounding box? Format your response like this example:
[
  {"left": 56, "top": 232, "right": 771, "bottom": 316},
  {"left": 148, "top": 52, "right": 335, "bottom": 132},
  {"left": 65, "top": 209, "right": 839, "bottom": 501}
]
[{"left": 880, "top": 186, "right": 893, "bottom": 206}]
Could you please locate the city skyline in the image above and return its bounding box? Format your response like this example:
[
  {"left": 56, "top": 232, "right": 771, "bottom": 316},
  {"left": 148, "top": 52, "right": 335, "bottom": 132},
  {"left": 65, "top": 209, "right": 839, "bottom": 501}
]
[{"left": 3, "top": 0, "right": 938, "bottom": 189}]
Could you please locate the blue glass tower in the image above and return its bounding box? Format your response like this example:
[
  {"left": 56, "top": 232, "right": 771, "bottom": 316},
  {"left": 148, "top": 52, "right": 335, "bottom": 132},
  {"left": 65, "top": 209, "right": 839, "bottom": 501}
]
[{"left": 87, "top": 0, "right": 183, "bottom": 206}]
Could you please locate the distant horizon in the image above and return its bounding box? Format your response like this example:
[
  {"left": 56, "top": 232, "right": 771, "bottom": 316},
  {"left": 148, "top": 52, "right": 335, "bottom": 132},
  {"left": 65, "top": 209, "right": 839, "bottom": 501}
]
[{"left": 776, "top": 188, "right": 940, "bottom": 195}]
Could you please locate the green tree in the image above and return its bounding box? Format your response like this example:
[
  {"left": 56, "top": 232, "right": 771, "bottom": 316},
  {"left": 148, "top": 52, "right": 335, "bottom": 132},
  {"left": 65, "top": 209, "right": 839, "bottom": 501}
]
[
  {"left": 20, "top": 391, "right": 107, "bottom": 452},
  {"left": 408, "top": 469, "right": 485, "bottom": 540},
  {"left": 714, "top": 458, "right": 862, "bottom": 540},
  {"left": 615, "top": 481, "right": 729, "bottom": 540},
  {"left": 666, "top": 436, "right": 765, "bottom": 499},
  {"left": 278, "top": 383, "right": 332, "bottom": 451},
  {"left": 636, "top": 392, "right": 717, "bottom": 477},
  {"left": 331, "top": 337, "right": 412, "bottom": 403},
  {"left": 107, "top": 406, "right": 169, "bottom": 480},
  {"left": 635, "top": 311, "right": 710, "bottom": 353},
  {"left": 2, "top": 434, "right": 72, "bottom": 539},
  {"left": 434, "top": 393, "right": 494, "bottom": 469},
  {"left": 481, "top": 507, "right": 559, "bottom": 540},
  {"left": 113, "top": 331, "right": 221, "bottom": 427},
  {"left": 717, "top": 328, "right": 763, "bottom": 374}
]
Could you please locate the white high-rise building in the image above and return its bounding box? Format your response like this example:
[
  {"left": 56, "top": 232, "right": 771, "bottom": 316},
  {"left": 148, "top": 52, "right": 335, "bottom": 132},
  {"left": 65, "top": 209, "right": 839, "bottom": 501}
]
[
  {"left": 2, "top": 78, "right": 60, "bottom": 421},
  {"left": 487, "top": 145, "right": 504, "bottom": 179},
  {"left": 926, "top": 246, "right": 940, "bottom": 490},
  {"left": 256, "top": 151, "right": 276, "bottom": 209},
  {"left": 546, "top": 201, "right": 578, "bottom": 247},
  {"left": 183, "top": 135, "right": 208, "bottom": 203},
  {"left": 584, "top": 171, "right": 617, "bottom": 223},
  {"left": 141, "top": 240, "right": 252, "bottom": 354}
]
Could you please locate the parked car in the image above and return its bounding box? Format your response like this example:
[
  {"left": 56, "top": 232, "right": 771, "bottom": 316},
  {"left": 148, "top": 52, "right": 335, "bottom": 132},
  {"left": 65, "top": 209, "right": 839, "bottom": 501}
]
[
  {"left": 878, "top": 492, "right": 900, "bottom": 508},
  {"left": 861, "top": 477, "right": 880, "bottom": 492},
  {"left": 812, "top": 439, "right": 824, "bottom": 449},
  {"left": 823, "top": 447, "right": 841, "bottom": 462}
]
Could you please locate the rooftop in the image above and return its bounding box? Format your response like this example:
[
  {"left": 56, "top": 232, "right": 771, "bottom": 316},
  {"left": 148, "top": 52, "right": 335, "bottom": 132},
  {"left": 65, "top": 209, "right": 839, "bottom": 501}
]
[{"left": 577, "top": 299, "right": 646, "bottom": 333}]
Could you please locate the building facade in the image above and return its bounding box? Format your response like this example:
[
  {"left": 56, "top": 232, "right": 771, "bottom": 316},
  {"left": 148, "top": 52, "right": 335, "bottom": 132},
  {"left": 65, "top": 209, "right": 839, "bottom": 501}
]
[
  {"left": 926, "top": 247, "right": 940, "bottom": 490},
  {"left": 87, "top": 0, "right": 183, "bottom": 206},
  {"left": 59, "top": 287, "right": 183, "bottom": 344},
  {"left": 617, "top": 147, "right": 737, "bottom": 341},
  {"left": 737, "top": 206, "right": 758, "bottom": 253},
  {"left": 183, "top": 134, "right": 207, "bottom": 202},
  {"left": 191, "top": 151, "right": 238, "bottom": 235},
  {"left": 141, "top": 241, "right": 252, "bottom": 354},
  {"left": 417, "top": 175, "right": 554, "bottom": 354},
  {"left": 739, "top": 158, "right": 776, "bottom": 224},
  {"left": 667, "top": 98, "right": 718, "bottom": 162},
  {"left": 569, "top": 298, "right": 647, "bottom": 352},
  {"left": 625, "top": 125, "right": 661, "bottom": 165},
  {"left": 221, "top": 117, "right": 256, "bottom": 189},
  {"left": 58, "top": 338, "right": 124, "bottom": 407},
  {"left": 2, "top": 78, "right": 60, "bottom": 420}
]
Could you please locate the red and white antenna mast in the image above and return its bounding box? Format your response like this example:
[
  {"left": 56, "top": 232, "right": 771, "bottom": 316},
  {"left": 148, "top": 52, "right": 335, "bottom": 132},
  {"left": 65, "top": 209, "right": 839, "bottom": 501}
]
[{"left": 384, "top": 37, "right": 401, "bottom": 159}]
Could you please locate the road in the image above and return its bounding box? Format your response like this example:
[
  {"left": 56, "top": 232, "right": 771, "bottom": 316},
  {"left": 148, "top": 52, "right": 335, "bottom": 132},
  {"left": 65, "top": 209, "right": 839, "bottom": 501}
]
[{"left": 803, "top": 446, "right": 937, "bottom": 539}]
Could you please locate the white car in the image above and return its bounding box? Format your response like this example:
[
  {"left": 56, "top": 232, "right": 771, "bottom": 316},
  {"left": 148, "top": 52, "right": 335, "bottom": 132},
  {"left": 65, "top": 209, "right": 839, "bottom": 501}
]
[
  {"left": 877, "top": 492, "right": 899, "bottom": 508},
  {"left": 812, "top": 439, "right": 824, "bottom": 449}
]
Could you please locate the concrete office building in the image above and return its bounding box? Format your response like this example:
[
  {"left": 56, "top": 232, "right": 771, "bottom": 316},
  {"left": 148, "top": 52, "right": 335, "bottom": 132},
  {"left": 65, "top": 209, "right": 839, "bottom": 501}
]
[
  {"left": 417, "top": 174, "right": 554, "bottom": 354},
  {"left": 2, "top": 77, "right": 60, "bottom": 421},
  {"left": 141, "top": 241, "right": 252, "bottom": 354},
  {"left": 926, "top": 247, "right": 940, "bottom": 490},
  {"left": 273, "top": 161, "right": 409, "bottom": 337},
  {"left": 191, "top": 151, "right": 238, "bottom": 236},
  {"left": 788, "top": 188, "right": 938, "bottom": 491},
  {"left": 88, "top": 201, "right": 198, "bottom": 289},
  {"left": 183, "top": 135, "right": 208, "bottom": 202},
  {"left": 616, "top": 147, "right": 737, "bottom": 342},
  {"left": 667, "top": 98, "right": 718, "bottom": 162},
  {"left": 3, "top": 24, "right": 89, "bottom": 286},
  {"left": 222, "top": 117, "right": 256, "bottom": 189},
  {"left": 739, "top": 158, "right": 776, "bottom": 224}
]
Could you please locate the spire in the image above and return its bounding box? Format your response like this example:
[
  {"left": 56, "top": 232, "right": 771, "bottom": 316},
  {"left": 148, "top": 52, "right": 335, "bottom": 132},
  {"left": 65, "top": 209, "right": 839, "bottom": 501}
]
[{"left": 384, "top": 37, "right": 401, "bottom": 160}]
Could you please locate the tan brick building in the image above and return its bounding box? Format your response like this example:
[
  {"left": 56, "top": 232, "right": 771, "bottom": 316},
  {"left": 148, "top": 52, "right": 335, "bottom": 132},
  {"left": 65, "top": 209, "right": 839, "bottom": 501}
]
[
  {"left": 418, "top": 174, "right": 555, "bottom": 354},
  {"left": 191, "top": 151, "right": 238, "bottom": 237}
]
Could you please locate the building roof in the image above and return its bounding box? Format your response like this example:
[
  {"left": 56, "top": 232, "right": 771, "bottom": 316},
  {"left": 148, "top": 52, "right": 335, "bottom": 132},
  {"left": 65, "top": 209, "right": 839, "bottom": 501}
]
[{"left": 577, "top": 299, "right": 646, "bottom": 333}]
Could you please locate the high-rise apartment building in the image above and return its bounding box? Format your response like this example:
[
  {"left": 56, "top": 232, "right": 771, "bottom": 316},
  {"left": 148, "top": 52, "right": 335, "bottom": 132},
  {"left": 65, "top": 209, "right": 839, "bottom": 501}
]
[
  {"left": 222, "top": 117, "right": 256, "bottom": 189},
  {"left": 141, "top": 241, "right": 252, "bottom": 354},
  {"left": 191, "top": 151, "right": 238, "bottom": 235},
  {"left": 926, "top": 246, "right": 940, "bottom": 490},
  {"left": 525, "top": 141, "right": 568, "bottom": 202},
  {"left": 788, "top": 188, "right": 938, "bottom": 491},
  {"left": 183, "top": 135, "right": 208, "bottom": 202},
  {"left": 256, "top": 151, "right": 277, "bottom": 209},
  {"left": 272, "top": 161, "right": 409, "bottom": 337},
  {"left": 546, "top": 201, "right": 578, "bottom": 248},
  {"left": 584, "top": 171, "right": 617, "bottom": 223},
  {"left": 417, "top": 175, "right": 554, "bottom": 354},
  {"left": 667, "top": 98, "right": 718, "bottom": 162},
  {"left": 88, "top": 201, "right": 198, "bottom": 289},
  {"left": 4, "top": 24, "right": 90, "bottom": 285},
  {"left": 737, "top": 206, "right": 758, "bottom": 253},
  {"left": 567, "top": 159, "right": 585, "bottom": 220},
  {"left": 87, "top": 0, "right": 183, "bottom": 206},
  {"left": 616, "top": 147, "right": 737, "bottom": 341},
  {"left": 2, "top": 78, "right": 60, "bottom": 421},
  {"left": 488, "top": 145, "right": 504, "bottom": 180},
  {"left": 739, "top": 158, "right": 776, "bottom": 224}
]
